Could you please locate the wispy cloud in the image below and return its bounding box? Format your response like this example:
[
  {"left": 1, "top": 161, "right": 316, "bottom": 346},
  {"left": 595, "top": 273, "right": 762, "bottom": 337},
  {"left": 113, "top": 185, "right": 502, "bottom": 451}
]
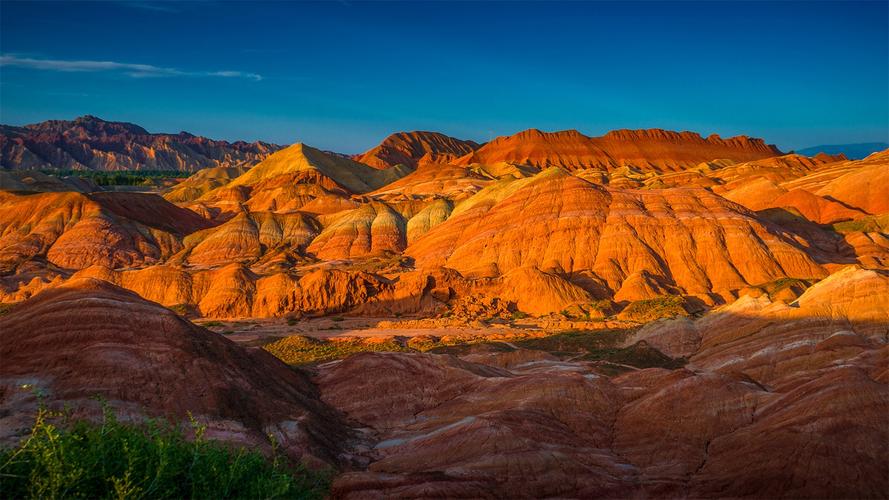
[{"left": 0, "top": 55, "right": 262, "bottom": 81}]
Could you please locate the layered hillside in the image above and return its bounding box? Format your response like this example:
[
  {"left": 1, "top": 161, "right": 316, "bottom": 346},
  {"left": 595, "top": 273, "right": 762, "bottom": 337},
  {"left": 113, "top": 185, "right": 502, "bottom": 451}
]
[
  {"left": 2, "top": 128, "right": 887, "bottom": 498},
  {"left": 320, "top": 265, "right": 888, "bottom": 498},
  {"left": 0, "top": 190, "right": 212, "bottom": 272},
  {"left": 162, "top": 165, "right": 250, "bottom": 202},
  {"left": 0, "top": 115, "right": 279, "bottom": 172},
  {"left": 226, "top": 143, "right": 410, "bottom": 194},
  {"left": 0, "top": 278, "right": 350, "bottom": 464},
  {"left": 406, "top": 168, "right": 826, "bottom": 301},
  {"left": 456, "top": 128, "right": 782, "bottom": 171},
  {"left": 355, "top": 131, "right": 480, "bottom": 169},
  {"left": 182, "top": 143, "right": 412, "bottom": 220},
  {"left": 2, "top": 264, "right": 884, "bottom": 498},
  {"left": 713, "top": 151, "right": 886, "bottom": 222},
  {"left": 2, "top": 131, "right": 887, "bottom": 319}
]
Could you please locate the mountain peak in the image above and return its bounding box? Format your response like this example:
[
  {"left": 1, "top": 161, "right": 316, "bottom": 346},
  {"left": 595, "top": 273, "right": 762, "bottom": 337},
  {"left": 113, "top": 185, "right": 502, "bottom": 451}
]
[{"left": 355, "top": 130, "right": 480, "bottom": 169}]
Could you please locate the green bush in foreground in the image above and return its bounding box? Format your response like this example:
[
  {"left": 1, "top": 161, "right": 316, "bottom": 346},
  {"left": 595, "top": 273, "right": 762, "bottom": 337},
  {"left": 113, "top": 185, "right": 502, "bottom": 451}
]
[{"left": 0, "top": 407, "right": 329, "bottom": 499}]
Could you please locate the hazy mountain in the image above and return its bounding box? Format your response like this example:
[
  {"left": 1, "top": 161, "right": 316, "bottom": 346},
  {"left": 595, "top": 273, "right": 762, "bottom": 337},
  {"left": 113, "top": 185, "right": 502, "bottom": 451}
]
[{"left": 795, "top": 142, "right": 889, "bottom": 160}]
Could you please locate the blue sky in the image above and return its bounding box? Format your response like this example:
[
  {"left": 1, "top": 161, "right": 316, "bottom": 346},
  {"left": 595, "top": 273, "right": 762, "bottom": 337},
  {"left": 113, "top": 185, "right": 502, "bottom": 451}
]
[{"left": 1, "top": 1, "right": 887, "bottom": 153}]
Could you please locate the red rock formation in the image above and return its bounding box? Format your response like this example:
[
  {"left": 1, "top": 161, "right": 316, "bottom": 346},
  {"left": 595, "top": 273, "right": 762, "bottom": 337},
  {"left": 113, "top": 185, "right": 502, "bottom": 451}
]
[
  {"left": 456, "top": 128, "right": 782, "bottom": 172},
  {"left": 355, "top": 131, "right": 480, "bottom": 169},
  {"left": 0, "top": 278, "right": 349, "bottom": 464},
  {"left": 65, "top": 263, "right": 390, "bottom": 318},
  {"left": 407, "top": 168, "right": 826, "bottom": 300},
  {"left": 715, "top": 151, "right": 886, "bottom": 223},
  {"left": 306, "top": 203, "right": 406, "bottom": 260},
  {"left": 0, "top": 191, "right": 211, "bottom": 272},
  {"left": 314, "top": 266, "right": 888, "bottom": 498},
  {"left": 163, "top": 165, "right": 250, "bottom": 202}
]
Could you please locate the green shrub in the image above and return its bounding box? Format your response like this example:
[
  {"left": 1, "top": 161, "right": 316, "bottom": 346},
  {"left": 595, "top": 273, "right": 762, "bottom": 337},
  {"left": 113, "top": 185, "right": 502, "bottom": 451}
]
[
  {"left": 39, "top": 169, "right": 183, "bottom": 187},
  {"left": 579, "top": 343, "right": 686, "bottom": 370},
  {"left": 0, "top": 407, "right": 329, "bottom": 499},
  {"left": 514, "top": 328, "right": 631, "bottom": 353},
  {"left": 168, "top": 304, "right": 191, "bottom": 316},
  {"left": 831, "top": 214, "right": 889, "bottom": 233},
  {"left": 264, "top": 335, "right": 409, "bottom": 365},
  {"left": 510, "top": 310, "right": 529, "bottom": 320},
  {"left": 0, "top": 302, "right": 16, "bottom": 316},
  {"left": 618, "top": 296, "right": 687, "bottom": 322}
]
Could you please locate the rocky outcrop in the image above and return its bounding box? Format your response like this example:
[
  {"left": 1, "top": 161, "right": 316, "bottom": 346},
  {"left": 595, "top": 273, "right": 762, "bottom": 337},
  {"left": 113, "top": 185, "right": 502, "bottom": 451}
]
[
  {"left": 407, "top": 168, "right": 826, "bottom": 300},
  {"left": 224, "top": 143, "right": 411, "bottom": 195},
  {"left": 316, "top": 266, "right": 888, "bottom": 498},
  {"left": 0, "top": 115, "right": 279, "bottom": 172},
  {"left": 0, "top": 191, "right": 211, "bottom": 273},
  {"left": 716, "top": 151, "right": 886, "bottom": 223},
  {"left": 306, "top": 203, "right": 406, "bottom": 260},
  {"left": 162, "top": 165, "right": 249, "bottom": 202},
  {"left": 65, "top": 264, "right": 390, "bottom": 318},
  {"left": 456, "top": 128, "right": 782, "bottom": 172},
  {"left": 355, "top": 131, "right": 480, "bottom": 169}
]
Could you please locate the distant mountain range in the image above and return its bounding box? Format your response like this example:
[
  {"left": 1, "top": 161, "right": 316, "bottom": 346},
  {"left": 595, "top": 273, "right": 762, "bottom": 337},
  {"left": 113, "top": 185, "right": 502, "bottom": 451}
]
[
  {"left": 0, "top": 115, "right": 281, "bottom": 172},
  {"left": 795, "top": 142, "right": 889, "bottom": 160},
  {"left": 3, "top": 115, "right": 812, "bottom": 173}
]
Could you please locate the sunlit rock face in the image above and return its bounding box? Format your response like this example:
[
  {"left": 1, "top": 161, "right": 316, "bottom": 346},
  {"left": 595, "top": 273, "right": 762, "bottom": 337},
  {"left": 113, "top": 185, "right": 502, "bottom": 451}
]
[
  {"left": 355, "top": 131, "right": 480, "bottom": 169},
  {"left": 1, "top": 124, "right": 887, "bottom": 499},
  {"left": 455, "top": 128, "right": 782, "bottom": 172},
  {"left": 407, "top": 167, "right": 826, "bottom": 301}
]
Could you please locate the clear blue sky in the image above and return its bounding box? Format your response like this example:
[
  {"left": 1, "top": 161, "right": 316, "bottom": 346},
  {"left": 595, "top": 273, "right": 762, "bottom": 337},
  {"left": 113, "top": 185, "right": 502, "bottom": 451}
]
[{"left": 1, "top": 1, "right": 887, "bottom": 153}]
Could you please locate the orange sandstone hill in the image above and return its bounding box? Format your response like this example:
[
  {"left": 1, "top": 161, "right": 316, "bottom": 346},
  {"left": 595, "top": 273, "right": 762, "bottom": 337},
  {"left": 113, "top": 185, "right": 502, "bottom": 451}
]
[
  {"left": 406, "top": 168, "right": 826, "bottom": 300},
  {"left": 0, "top": 190, "right": 212, "bottom": 273},
  {"left": 354, "top": 131, "right": 480, "bottom": 169},
  {"left": 182, "top": 143, "right": 413, "bottom": 218},
  {"left": 1, "top": 125, "right": 888, "bottom": 498},
  {"left": 455, "top": 128, "right": 782, "bottom": 171},
  {"left": 1, "top": 128, "right": 887, "bottom": 319}
]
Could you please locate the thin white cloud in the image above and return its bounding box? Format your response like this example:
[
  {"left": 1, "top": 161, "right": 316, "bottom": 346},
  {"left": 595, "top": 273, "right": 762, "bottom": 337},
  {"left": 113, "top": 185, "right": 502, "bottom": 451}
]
[{"left": 0, "top": 55, "right": 262, "bottom": 81}]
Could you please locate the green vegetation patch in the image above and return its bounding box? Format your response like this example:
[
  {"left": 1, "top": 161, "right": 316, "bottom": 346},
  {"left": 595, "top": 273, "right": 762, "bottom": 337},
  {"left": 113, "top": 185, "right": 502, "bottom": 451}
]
[
  {"left": 0, "top": 407, "right": 329, "bottom": 499},
  {"left": 513, "top": 329, "right": 684, "bottom": 371},
  {"left": 754, "top": 277, "right": 816, "bottom": 299},
  {"left": 262, "top": 327, "right": 684, "bottom": 370},
  {"left": 0, "top": 302, "right": 17, "bottom": 316},
  {"left": 167, "top": 303, "right": 192, "bottom": 317},
  {"left": 512, "top": 328, "right": 631, "bottom": 354},
  {"left": 618, "top": 296, "right": 688, "bottom": 323},
  {"left": 831, "top": 214, "right": 889, "bottom": 234},
  {"left": 578, "top": 343, "right": 686, "bottom": 370},
  {"left": 263, "top": 335, "right": 409, "bottom": 365},
  {"left": 40, "top": 169, "right": 184, "bottom": 187},
  {"left": 422, "top": 339, "right": 517, "bottom": 356}
]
